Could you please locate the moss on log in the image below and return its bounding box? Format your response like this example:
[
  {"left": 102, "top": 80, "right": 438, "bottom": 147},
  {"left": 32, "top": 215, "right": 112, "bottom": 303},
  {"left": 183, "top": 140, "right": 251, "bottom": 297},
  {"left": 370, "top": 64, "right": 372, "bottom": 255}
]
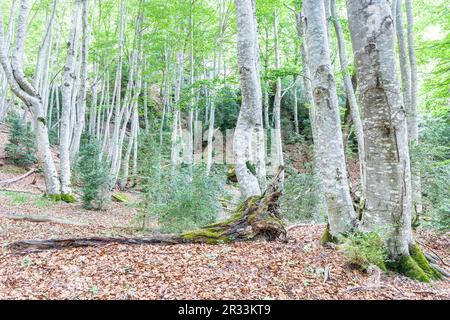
[
  {"left": 179, "top": 190, "right": 286, "bottom": 244},
  {"left": 112, "top": 192, "right": 129, "bottom": 202},
  {"left": 8, "top": 168, "right": 287, "bottom": 254}
]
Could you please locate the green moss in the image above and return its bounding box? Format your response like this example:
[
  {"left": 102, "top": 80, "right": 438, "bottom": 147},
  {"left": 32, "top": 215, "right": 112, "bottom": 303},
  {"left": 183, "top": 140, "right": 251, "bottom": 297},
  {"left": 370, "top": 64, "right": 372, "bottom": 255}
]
[
  {"left": 61, "top": 194, "right": 76, "bottom": 203},
  {"left": 409, "top": 244, "right": 442, "bottom": 280},
  {"left": 388, "top": 245, "right": 443, "bottom": 282},
  {"left": 112, "top": 193, "right": 129, "bottom": 203},
  {"left": 394, "top": 255, "right": 431, "bottom": 282},
  {"left": 46, "top": 193, "right": 76, "bottom": 203},
  {"left": 47, "top": 194, "right": 62, "bottom": 201},
  {"left": 320, "top": 224, "right": 338, "bottom": 245},
  {"left": 181, "top": 228, "right": 230, "bottom": 244}
]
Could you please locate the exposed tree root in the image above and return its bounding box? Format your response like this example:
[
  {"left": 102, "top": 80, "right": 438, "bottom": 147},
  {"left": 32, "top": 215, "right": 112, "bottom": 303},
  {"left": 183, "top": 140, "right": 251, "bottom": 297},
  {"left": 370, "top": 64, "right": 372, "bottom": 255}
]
[
  {"left": 389, "top": 244, "right": 445, "bottom": 282},
  {"left": 417, "top": 239, "right": 449, "bottom": 267},
  {"left": 319, "top": 224, "right": 447, "bottom": 282},
  {"left": 7, "top": 168, "right": 287, "bottom": 254}
]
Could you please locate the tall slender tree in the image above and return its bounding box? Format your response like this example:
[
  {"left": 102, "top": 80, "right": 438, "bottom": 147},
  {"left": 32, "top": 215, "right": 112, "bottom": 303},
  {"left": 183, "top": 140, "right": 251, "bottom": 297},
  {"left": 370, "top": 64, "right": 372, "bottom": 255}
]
[
  {"left": 405, "top": 0, "right": 422, "bottom": 221},
  {"left": 60, "top": 0, "right": 81, "bottom": 195},
  {"left": 347, "top": 0, "right": 414, "bottom": 262},
  {"left": 0, "top": 0, "right": 61, "bottom": 196},
  {"left": 233, "top": 0, "right": 263, "bottom": 199},
  {"left": 303, "top": 0, "right": 356, "bottom": 237},
  {"left": 330, "top": 0, "right": 366, "bottom": 194}
]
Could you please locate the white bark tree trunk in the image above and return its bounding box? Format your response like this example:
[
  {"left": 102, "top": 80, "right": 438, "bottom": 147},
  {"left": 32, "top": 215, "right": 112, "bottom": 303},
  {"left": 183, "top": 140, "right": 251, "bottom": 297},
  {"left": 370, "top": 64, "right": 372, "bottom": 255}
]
[
  {"left": 395, "top": 0, "right": 411, "bottom": 127},
  {"left": 0, "top": 0, "right": 17, "bottom": 122},
  {"left": 0, "top": 0, "right": 60, "bottom": 195},
  {"left": 119, "top": 100, "right": 138, "bottom": 188},
  {"left": 233, "top": 0, "right": 263, "bottom": 199},
  {"left": 295, "top": 11, "right": 316, "bottom": 143},
  {"left": 346, "top": 0, "right": 413, "bottom": 259},
  {"left": 108, "top": 0, "right": 126, "bottom": 176},
  {"left": 293, "top": 75, "right": 299, "bottom": 134},
  {"left": 60, "top": 0, "right": 81, "bottom": 195},
  {"left": 304, "top": 0, "right": 356, "bottom": 236},
  {"left": 70, "top": 0, "right": 89, "bottom": 163},
  {"left": 405, "top": 0, "right": 422, "bottom": 221},
  {"left": 330, "top": 0, "right": 366, "bottom": 194},
  {"left": 170, "top": 50, "right": 185, "bottom": 168},
  {"left": 295, "top": 8, "right": 327, "bottom": 217},
  {"left": 273, "top": 10, "right": 284, "bottom": 185}
]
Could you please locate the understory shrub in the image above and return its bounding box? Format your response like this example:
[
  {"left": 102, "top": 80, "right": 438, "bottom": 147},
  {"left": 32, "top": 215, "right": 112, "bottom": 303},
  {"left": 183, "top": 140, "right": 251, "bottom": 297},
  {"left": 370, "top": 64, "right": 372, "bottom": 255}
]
[
  {"left": 4, "top": 113, "right": 37, "bottom": 167},
  {"left": 280, "top": 165, "right": 325, "bottom": 223},
  {"left": 339, "top": 232, "right": 388, "bottom": 272},
  {"left": 76, "top": 134, "right": 111, "bottom": 210},
  {"left": 139, "top": 132, "right": 225, "bottom": 233},
  {"left": 413, "top": 114, "right": 450, "bottom": 230}
]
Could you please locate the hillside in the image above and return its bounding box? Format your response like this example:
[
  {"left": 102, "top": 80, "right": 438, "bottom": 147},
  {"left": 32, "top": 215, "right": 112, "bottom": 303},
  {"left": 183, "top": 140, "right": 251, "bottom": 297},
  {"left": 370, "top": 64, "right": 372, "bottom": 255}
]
[{"left": 0, "top": 125, "right": 448, "bottom": 300}]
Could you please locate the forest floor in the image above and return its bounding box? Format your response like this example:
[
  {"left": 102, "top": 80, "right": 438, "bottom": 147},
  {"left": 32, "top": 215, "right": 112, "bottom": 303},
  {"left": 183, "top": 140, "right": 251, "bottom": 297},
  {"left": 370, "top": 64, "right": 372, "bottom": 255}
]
[
  {"left": 0, "top": 126, "right": 449, "bottom": 300},
  {"left": 0, "top": 188, "right": 449, "bottom": 300}
]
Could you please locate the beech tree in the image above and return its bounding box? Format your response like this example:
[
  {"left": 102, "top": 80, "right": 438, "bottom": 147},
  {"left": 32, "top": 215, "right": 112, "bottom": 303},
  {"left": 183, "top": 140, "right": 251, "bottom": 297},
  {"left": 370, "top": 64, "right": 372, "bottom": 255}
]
[
  {"left": 233, "top": 0, "right": 263, "bottom": 199},
  {"left": 0, "top": 0, "right": 61, "bottom": 196},
  {"left": 303, "top": 0, "right": 356, "bottom": 237},
  {"left": 330, "top": 0, "right": 365, "bottom": 193},
  {"left": 346, "top": 0, "right": 440, "bottom": 281},
  {"left": 60, "top": 0, "right": 81, "bottom": 196}
]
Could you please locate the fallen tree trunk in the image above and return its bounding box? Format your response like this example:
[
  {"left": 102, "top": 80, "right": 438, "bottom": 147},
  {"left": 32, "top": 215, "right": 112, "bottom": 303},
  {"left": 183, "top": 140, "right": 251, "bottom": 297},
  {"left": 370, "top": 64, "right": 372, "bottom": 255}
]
[
  {"left": 0, "top": 213, "right": 89, "bottom": 227},
  {"left": 8, "top": 168, "right": 287, "bottom": 254},
  {"left": 0, "top": 168, "right": 36, "bottom": 186}
]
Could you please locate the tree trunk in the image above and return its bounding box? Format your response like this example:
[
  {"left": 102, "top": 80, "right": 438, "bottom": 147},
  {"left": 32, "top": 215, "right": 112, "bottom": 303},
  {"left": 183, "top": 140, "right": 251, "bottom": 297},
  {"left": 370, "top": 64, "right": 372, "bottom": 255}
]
[
  {"left": 170, "top": 50, "right": 185, "bottom": 168},
  {"left": 345, "top": 0, "right": 440, "bottom": 282},
  {"left": 405, "top": 0, "right": 422, "bottom": 222},
  {"left": 395, "top": 0, "right": 412, "bottom": 127},
  {"left": 233, "top": 0, "right": 263, "bottom": 199},
  {"left": 69, "top": 0, "right": 89, "bottom": 162},
  {"left": 295, "top": 8, "right": 327, "bottom": 219},
  {"left": 304, "top": 0, "right": 356, "bottom": 236},
  {"left": 0, "top": 0, "right": 17, "bottom": 122},
  {"left": 330, "top": 0, "right": 366, "bottom": 195},
  {"left": 0, "top": 0, "right": 61, "bottom": 196},
  {"left": 206, "top": 102, "right": 216, "bottom": 175},
  {"left": 272, "top": 9, "right": 284, "bottom": 185},
  {"left": 347, "top": 0, "right": 441, "bottom": 282},
  {"left": 293, "top": 75, "right": 299, "bottom": 134},
  {"left": 108, "top": 0, "right": 126, "bottom": 179},
  {"left": 119, "top": 101, "right": 137, "bottom": 188},
  {"left": 60, "top": 0, "right": 81, "bottom": 195}
]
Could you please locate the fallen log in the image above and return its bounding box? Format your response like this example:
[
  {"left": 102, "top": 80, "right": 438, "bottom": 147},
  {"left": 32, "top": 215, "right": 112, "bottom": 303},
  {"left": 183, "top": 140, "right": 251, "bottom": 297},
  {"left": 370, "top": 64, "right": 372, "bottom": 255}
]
[
  {"left": 0, "top": 213, "right": 89, "bottom": 227},
  {"left": 0, "top": 168, "right": 36, "bottom": 186},
  {"left": 7, "top": 167, "right": 287, "bottom": 254}
]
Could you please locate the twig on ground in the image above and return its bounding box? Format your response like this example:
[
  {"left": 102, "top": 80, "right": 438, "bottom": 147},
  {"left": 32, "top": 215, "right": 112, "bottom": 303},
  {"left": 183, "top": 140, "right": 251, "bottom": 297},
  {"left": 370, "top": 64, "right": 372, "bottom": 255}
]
[{"left": 0, "top": 168, "right": 36, "bottom": 186}]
